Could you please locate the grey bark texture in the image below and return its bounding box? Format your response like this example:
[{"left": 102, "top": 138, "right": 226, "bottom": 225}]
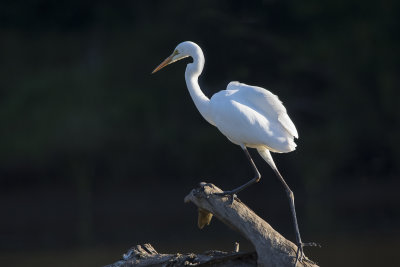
[
  {"left": 104, "top": 243, "right": 257, "bottom": 267},
  {"left": 104, "top": 183, "right": 318, "bottom": 267},
  {"left": 184, "top": 183, "right": 318, "bottom": 267}
]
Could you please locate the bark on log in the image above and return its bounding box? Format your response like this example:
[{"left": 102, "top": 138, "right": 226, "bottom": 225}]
[
  {"left": 105, "top": 243, "right": 257, "bottom": 267},
  {"left": 104, "top": 183, "right": 318, "bottom": 267},
  {"left": 184, "top": 183, "right": 318, "bottom": 267}
]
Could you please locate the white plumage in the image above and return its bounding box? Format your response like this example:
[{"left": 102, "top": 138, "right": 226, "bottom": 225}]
[
  {"left": 152, "top": 41, "right": 310, "bottom": 265},
  {"left": 210, "top": 81, "right": 298, "bottom": 153}
]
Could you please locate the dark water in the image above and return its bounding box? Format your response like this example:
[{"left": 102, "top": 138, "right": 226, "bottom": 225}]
[
  {"left": 0, "top": 235, "right": 398, "bottom": 267},
  {"left": 1, "top": 182, "right": 399, "bottom": 267},
  {"left": 1, "top": 2, "right": 399, "bottom": 266}
]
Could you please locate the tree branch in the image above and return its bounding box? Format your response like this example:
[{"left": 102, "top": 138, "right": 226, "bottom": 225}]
[
  {"left": 184, "top": 183, "right": 318, "bottom": 267},
  {"left": 105, "top": 243, "right": 257, "bottom": 267},
  {"left": 104, "top": 182, "right": 318, "bottom": 267}
]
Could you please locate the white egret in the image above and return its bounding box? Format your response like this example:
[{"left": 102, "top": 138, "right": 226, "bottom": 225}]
[{"left": 152, "top": 41, "right": 313, "bottom": 265}]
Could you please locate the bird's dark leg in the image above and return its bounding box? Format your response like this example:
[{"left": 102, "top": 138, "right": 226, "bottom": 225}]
[
  {"left": 217, "top": 146, "right": 316, "bottom": 266},
  {"left": 272, "top": 168, "right": 314, "bottom": 266},
  {"left": 216, "top": 147, "right": 261, "bottom": 198}
]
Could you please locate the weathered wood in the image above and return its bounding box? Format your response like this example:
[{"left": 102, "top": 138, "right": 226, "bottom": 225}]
[
  {"left": 184, "top": 183, "right": 318, "bottom": 267},
  {"left": 104, "top": 243, "right": 257, "bottom": 267},
  {"left": 104, "top": 183, "right": 318, "bottom": 267}
]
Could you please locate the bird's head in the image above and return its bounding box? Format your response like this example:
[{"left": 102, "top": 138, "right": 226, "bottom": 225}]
[{"left": 152, "top": 41, "right": 199, "bottom": 74}]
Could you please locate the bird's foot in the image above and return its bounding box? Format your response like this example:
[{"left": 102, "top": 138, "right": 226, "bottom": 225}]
[
  {"left": 294, "top": 242, "right": 320, "bottom": 266},
  {"left": 215, "top": 190, "right": 238, "bottom": 205},
  {"left": 294, "top": 243, "right": 304, "bottom": 267}
]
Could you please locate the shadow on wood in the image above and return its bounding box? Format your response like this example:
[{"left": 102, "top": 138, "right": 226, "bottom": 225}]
[{"left": 104, "top": 183, "right": 318, "bottom": 267}]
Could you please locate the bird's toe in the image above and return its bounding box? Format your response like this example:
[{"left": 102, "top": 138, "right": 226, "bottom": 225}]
[{"left": 215, "top": 191, "right": 237, "bottom": 204}]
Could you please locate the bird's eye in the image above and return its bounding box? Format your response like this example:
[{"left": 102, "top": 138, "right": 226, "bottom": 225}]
[{"left": 174, "top": 50, "right": 179, "bottom": 55}]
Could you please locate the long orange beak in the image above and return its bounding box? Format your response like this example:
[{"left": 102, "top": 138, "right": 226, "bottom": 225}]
[{"left": 152, "top": 55, "right": 174, "bottom": 74}]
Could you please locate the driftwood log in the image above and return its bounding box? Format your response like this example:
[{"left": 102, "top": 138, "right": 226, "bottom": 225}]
[
  {"left": 105, "top": 243, "right": 257, "bottom": 267},
  {"left": 105, "top": 183, "right": 318, "bottom": 267}
]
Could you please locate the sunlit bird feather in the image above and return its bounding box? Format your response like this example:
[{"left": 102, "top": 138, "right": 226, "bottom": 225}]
[{"left": 152, "top": 41, "right": 314, "bottom": 265}]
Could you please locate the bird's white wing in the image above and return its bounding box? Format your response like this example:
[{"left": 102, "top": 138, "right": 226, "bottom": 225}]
[{"left": 227, "top": 81, "right": 298, "bottom": 138}]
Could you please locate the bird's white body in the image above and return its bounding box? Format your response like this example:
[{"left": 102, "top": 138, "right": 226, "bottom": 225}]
[
  {"left": 172, "top": 41, "right": 298, "bottom": 169},
  {"left": 209, "top": 81, "right": 297, "bottom": 153},
  {"left": 152, "top": 41, "right": 308, "bottom": 264}
]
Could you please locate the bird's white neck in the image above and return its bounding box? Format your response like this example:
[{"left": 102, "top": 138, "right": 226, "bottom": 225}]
[{"left": 184, "top": 48, "right": 214, "bottom": 125}]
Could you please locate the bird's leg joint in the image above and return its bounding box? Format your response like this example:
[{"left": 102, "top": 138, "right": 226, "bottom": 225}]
[
  {"left": 255, "top": 169, "right": 261, "bottom": 183},
  {"left": 287, "top": 189, "right": 294, "bottom": 201}
]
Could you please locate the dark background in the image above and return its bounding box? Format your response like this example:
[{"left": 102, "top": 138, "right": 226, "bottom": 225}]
[{"left": 1, "top": 1, "right": 399, "bottom": 266}]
